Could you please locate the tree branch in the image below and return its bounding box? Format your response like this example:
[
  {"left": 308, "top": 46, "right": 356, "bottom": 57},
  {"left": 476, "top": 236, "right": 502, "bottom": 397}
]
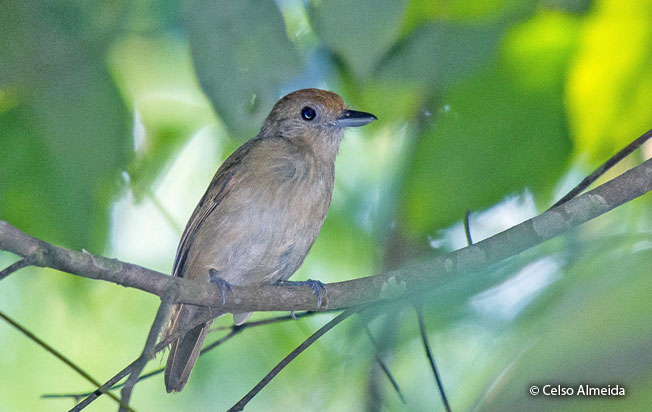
[
  {"left": 0, "top": 258, "right": 30, "bottom": 281},
  {"left": 118, "top": 283, "right": 180, "bottom": 411},
  {"left": 0, "top": 311, "right": 134, "bottom": 412},
  {"left": 1, "top": 157, "right": 651, "bottom": 313},
  {"left": 416, "top": 306, "right": 451, "bottom": 412},
  {"left": 41, "top": 312, "right": 321, "bottom": 402},
  {"left": 227, "top": 307, "right": 359, "bottom": 412},
  {"left": 550, "top": 126, "right": 652, "bottom": 209}
]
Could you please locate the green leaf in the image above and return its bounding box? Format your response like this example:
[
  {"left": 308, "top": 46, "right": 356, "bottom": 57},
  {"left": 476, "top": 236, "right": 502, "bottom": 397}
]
[
  {"left": 183, "top": 0, "right": 302, "bottom": 138},
  {"left": 401, "top": 0, "right": 539, "bottom": 36},
  {"left": 400, "top": 13, "right": 577, "bottom": 234},
  {"left": 377, "top": 21, "right": 504, "bottom": 89},
  {"left": 309, "top": 0, "right": 408, "bottom": 78},
  {"left": 0, "top": 2, "right": 131, "bottom": 252},
  {"left": 566, "top": 0, "right": 652, "bottom": 162}
]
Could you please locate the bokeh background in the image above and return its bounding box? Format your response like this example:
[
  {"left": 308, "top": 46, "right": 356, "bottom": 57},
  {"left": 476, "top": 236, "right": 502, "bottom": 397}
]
[{"left": 2, "top": 0, "right": 652, "bottom": 411}]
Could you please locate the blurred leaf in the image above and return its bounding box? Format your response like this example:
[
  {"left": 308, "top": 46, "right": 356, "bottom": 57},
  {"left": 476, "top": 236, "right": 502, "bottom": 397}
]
[
  {"left": 309, "top": 0, "right": 408, "bottom": 78},
  {"left": 343, "top": 80, "right": 425, "bottom": 125},
  {"left": 108, "top": 36, "right": 216, "bottom": 200},
  {"left": 122, "top": 0, "right": 183, "bottom": 33},
  {"left": 478, "top": 247, "right": 652, "bottom": 411},
  {"left": 402, "top": 0, "right": 538, "bottom": 35},
  {"left": 541, "top": 0, "right": 593, "bottom": 14},
  {"left": 298, "top": 210, "right": 379, "bottom": 283},
  {"left": 400, "top": 13, "right": 577, "bottom": 234},
  {"left": 182, "top": 0, "right": 302, "bottom": 138},
  {"left": 566, "top": 0, "right": 652, "bottom": 162},
  {"left": 0, "top": 1, "right": 131, "bottom": 252},
  {"left": 377, "top": 21, "right": 504, "bottom": 90}
]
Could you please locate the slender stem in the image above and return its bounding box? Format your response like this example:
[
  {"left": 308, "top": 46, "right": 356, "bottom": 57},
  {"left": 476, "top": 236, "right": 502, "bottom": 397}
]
[
  {"left": 227, "top": 308, "right": 359, "bottom": 412},
  {"left": 551, "top": 127, "right": 652, "bottom": 209},
  {"left": 48, "top": 312, "right": 315, "bottom": 405},
  {"left": 118, "top": 284, "right": 178, "bottom": 412},
  {"left": 416, "top": 307, "right": 451, "bottom": 412},
  {"left": 464, "top": 211, "right": 473, "bottom": 246},
  {"left": 361, "top": 321, "right": 406, "bottom": 404},
  {"left": 0, "top": 311, "right": 134, "bottom": 412},
  {"left": 0, "top": 258, "right": 30, "bottom": 281}
]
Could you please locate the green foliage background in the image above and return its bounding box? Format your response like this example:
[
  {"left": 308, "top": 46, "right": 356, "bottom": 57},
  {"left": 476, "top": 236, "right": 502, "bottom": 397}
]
[{"left": 1, "top": 0, "right": 652, "bottom": 411}]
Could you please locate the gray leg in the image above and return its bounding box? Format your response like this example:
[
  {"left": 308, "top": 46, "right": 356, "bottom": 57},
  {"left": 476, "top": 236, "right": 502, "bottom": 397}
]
[
  {"left": 275, "top": 279, "right": 326, "bottom": 308},
  {"left": 209, "top": 268, "right": 233, "bottom": 306}
]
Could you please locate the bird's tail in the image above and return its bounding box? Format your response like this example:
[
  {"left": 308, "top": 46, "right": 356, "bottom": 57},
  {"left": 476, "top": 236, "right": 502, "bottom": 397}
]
[{"left": 163, "top": 304, "right": 215, "bottom": 392}]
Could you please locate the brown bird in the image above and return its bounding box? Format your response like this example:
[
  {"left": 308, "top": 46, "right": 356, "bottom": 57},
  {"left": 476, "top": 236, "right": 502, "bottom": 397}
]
[{"left": 163, "top": 88, "right": 376, "bottom": 392}]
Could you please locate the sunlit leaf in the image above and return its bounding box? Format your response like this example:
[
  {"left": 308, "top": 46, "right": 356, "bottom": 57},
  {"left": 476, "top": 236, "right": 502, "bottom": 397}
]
[
  {"left": 566, "top": 0, "right": 652, "bottom": 162},
  {"left": 400, "top": 13, "right": 577, "bottom": 234}
]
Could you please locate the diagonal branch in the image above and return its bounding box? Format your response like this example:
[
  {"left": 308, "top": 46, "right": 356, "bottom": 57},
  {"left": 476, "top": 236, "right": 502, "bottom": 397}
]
[
  {"left": 227, "top": 307, "right": 359, "bottom": 412},
  {"left": 361, "top": 320, "right": 406, "bottom": 404},
  {"left": 118, "top": 283, "right": 180, "bottom": 412},
  {"left": 1, "top": 157, "right": 651, "bottom": 314},
  {"left": 0, "top": 311, "right": 134, "bottom": 412},
  {"left": 416, "top": 307, "right": 451, "bottom": 412},
  {"left": 55, "top": 312, "right": 321, "bottom": 409},
  {"left": 550, "top": 127, "right": 652, "bottom": 209},
  {"left": 0, "top": 258, "right": 31, "bottom": 281}
]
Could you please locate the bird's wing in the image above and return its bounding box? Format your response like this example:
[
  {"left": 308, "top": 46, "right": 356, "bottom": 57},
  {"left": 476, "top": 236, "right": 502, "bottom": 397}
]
[
  {"left": 163, "top": 139, "right": 257, "bottom": 392},
  {"left": 171, "top": 139, "right": 255, "bottom": 279}
]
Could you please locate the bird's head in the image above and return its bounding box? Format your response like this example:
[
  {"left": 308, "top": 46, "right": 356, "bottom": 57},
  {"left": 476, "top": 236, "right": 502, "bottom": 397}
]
[{"left": 260, "top": 88, "right": 377, "bottom": 159}]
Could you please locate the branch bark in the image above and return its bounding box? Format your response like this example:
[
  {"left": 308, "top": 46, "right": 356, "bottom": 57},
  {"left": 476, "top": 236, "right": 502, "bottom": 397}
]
[{"left": 1, "top": 157, "right": 651, "bottom": 313}]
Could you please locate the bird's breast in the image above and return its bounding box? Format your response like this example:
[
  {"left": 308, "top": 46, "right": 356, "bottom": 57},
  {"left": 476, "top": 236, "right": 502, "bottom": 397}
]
[{"left": 187, "top": 154, "right": 334, "bottom": 284}]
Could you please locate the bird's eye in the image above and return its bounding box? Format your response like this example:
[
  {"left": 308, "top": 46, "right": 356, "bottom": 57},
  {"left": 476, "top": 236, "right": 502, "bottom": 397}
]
[{"left": 301, "top": 106, "right": 316, "bottom": 121}]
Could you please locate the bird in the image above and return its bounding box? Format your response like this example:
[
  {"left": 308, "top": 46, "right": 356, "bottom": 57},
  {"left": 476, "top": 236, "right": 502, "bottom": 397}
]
[{"left": 163, "top": 88, "right": 377, "bottom": 392}]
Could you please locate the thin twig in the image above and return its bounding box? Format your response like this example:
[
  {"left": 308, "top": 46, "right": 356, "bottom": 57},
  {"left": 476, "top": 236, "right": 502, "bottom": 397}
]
[
  {"left": 416, "top": 307, "right": 451, "bottom": 412},
  {"left": 69, "top": 306, "right": 221, "bottom": 411},
  {"left": 47, "top": 327, "right": 241, "bottom": 404},
  {"left": 415, "top": 210, "right": 475, "bottom": 412},
  {"left": 551, "top": 127, "right": 652, "bottom": 209},
  {"left": 46, "top": 312, "right": 319, "bottom": 403},
  {"left": 464, "top": 211, "right": 473, "bottom": 246},
  {"left": 361, "top": 321, "right": 406, "bottom": 404},
  {"left": 210, "top": 310, "right": 318, "bottom": 331},
  {"left": 0, "top": 258, "right": 30, "bottom": 281},
  {"left": 0, "top": 310, "right": 134, "bottom": 412},
  {"left": 118, "top": 284, "right": 179, "bottom": 412},
  {"left": 68, "top": 316, "right": 211, "bottom": 411},
  {"left": 227, "top": 307, "right": 359, "bottom": 412}
]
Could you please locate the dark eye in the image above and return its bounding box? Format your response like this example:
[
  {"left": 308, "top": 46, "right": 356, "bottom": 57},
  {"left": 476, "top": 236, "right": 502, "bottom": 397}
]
[{"left": 301, "top": 106, "right": 316, "bottom": 121}]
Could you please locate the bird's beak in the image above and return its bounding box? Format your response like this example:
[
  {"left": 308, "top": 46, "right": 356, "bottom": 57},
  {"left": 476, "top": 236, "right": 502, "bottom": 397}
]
[{"left": 337, "top": 110, "right": 378, "bottom": 127}]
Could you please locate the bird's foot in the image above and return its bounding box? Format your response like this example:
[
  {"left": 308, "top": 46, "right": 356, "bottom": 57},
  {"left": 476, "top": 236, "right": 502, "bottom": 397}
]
[
  {"left": 275, "top": 279, "right": 327, "bottom": 309},
  {"left": 209, "top": 269, "right": 233, "bottom": 306}
]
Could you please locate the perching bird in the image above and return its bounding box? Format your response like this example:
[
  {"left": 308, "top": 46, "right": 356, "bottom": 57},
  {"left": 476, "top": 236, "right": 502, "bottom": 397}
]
[{"left": 163, "top": 88, "right": 376, "bottom": 392}]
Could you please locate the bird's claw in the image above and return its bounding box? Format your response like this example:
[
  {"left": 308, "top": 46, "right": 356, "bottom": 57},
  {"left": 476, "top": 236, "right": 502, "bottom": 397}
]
[
  {"left": 209, "top": 269, "right": 233, "bottom": 306},
  {"left": 275, "top": 279, "right": 327, "bottom": 309},
  {"left": 305, "top": 279, "right": 326, "bottom": 308}
]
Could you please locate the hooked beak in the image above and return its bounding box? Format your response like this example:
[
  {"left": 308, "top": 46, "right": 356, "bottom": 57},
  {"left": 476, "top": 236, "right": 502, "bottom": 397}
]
[{"left": 337, "top": 109, "right": 377, "bottom": 127}]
